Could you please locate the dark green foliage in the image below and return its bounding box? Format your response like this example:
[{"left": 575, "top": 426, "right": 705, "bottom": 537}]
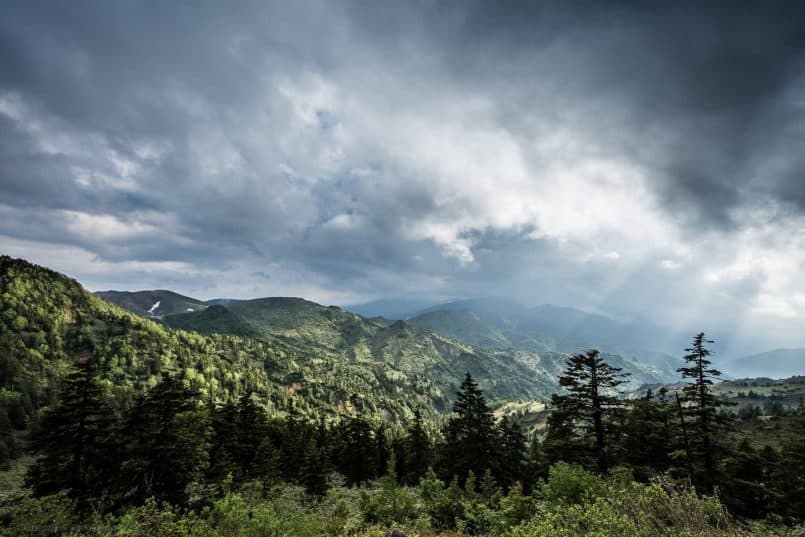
[
  {"left": 232, "top": 392, "right": 269, "bottom": 480},
  {"left": 207, "top": 401, "right": 239, "bottom": 482},
  {"left": 120, "top": 373, "right": 210, "bottom": 505},
  {"left": 402, "top": 408, "right": 431, "bottom": 484},
  {"left": 439, "top": 373, "right": 498, "bottom": 484},
  {"left": 300, "top": 437, "right": 328, "bottom": 497},
  {"left": 544, "top": 349, "right": 628, "bottom": 473},
  {"left": 621, "top": 388, "right": 676, "bottom": 480},
  {"left": 26, "top": 357, "right": 119, "bottom": 509},
  {"left": 720, "top": 439, "right": 779, "bottom": 519},
  {"left": 332, "top": 417, "right": 377, "bottom": 485},
  {"left": 775, "top": 413, "right": 805, "bottom": 520},
  {"left": 497, "top": 416, "right": 527, "bottom": 488},
  {"left": 677, "top": 332, "right": 732, "bottom": 491}
]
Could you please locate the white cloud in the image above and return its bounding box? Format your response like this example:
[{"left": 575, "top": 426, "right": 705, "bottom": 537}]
[{"left": 660, "top": 259, "right": 682, "bottom": 270}]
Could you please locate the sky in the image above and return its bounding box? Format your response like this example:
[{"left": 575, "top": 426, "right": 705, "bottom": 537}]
[{"left": 2, "top": 1, "right": 805, "bottom": 355}]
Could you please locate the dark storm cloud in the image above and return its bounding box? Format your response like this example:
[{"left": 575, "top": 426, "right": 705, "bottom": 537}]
[
  {"left": 433, "top": 0, "right": 805, "bottom": 227},
  {"left": 2, "top": 0, "right": 805, "bottom": 347}
]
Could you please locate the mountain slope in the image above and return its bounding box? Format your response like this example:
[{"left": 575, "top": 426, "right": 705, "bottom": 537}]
[
  {"left": 165, "top": 297, "right": 559, "bottom": 405},
  {"left": 95, "top": 289, "right": 208, "bottom": 318},
  {"left": 725, "top": 349, "right": 805, "bottom": 378},
  {"left": 407, "top": 298, "right": 681, "bottom": 381},
  {"left": 0, "top": 256, "right": 462, "bottom": 427},
  {"left": 162, "top": 304, "right": 260, "bottom": 337},
  {"left": 166, "top": 296, "right": 677, "bottom": 396}
]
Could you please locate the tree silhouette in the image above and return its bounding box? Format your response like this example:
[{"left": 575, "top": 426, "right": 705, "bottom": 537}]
[
  {"left": 441, "top": 372, "right": 497, "bottom": 484},
  {"left": 121, "top": 373, "right": 210, "bottom": 505},
  {"left": 677, "top": 332, "right": 730, "bottom": 491},
  {"left": 544, "top": 349, "right": 628, "bottom": 473},
  {"left": 26, "top": 356, "right": 119, "bottom": 509},
  {"left": 404, "top": 407, "right": 432, "bottom": 484}
]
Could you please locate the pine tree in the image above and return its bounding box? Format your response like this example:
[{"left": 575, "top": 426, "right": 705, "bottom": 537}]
[
  {"left": 233, "top": 391, "right": 268, "bottom": 480},
  {"left": 120, "top": 373, "right": 210, "bottom": 505},
  {"left": 301, "top": 436, "right": 328, "bottom": 497},
  {"left": 622, "top": 389, "right": 675, "bottom": 480},
  {"left": 522, "top": 435, "right": 547, "bottom": 493},
  {"left": 440, "top": 372, "right": 497, "bottom": 485},
  {"left": 276, "top": 414, "right": 310, "bottom": 483},
  {"left": 544, "top": 349, "right": 628, "bottom": 473},
  {"left": 404, "top": 408, "right": 431, "bottom": 484},
  {"left": 677, "top": 332, "right": 730, "bottom": 491},
  {"left": 720, "top": 439, "right": 778, "bottom": 519},
  {"left": 26, "top": 356, "right": 119, "bottom": 509},
  {"left": 334, "top": 417, "right": 376, "bottom": 485},
  {"left": 497, "top": 416, "right": 526, "bottom": 488},
  {"left": 374, "top": 422, "right": 391, "bottom": 481},
  {"left": 208, "top": 400, "right": 238, "bottom": 482}
]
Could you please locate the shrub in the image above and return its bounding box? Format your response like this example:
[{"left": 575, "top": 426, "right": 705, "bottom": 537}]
[{"left": 538, "top": 463, "right": 605, "bottom": 506}]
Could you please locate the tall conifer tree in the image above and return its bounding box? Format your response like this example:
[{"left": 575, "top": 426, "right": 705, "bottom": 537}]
[
  {"left": 544, "top": 349, "right": 628, "bottom": 473},
  {"left": 26, "top": 356, "right": 119, "bottom": 509},
  {"left": 677, "top": 332, "right": 730, "bottom": 491},
  {"left": 121, "top": 373, "right": 210, "bottom": 505},
  {"left": 404, "top": 407, "right": 431, "bottom": 484},
  {"left": 441, "top": 372, "right": 496, "bottom": 484}
]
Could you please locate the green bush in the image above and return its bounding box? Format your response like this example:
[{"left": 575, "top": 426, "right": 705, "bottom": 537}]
[{"left": 538, "top": 463, "right": 605, "bottom": 506}]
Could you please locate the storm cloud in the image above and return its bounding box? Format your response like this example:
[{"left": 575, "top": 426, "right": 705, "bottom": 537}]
[{"left": 2, "top": 1, "right": 805, "bottom": 355}]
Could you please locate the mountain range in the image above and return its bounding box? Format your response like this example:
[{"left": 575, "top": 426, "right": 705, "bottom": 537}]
[
  {"left": 348, "top": 297, "right": 805, "bottom": 379},
  {"left": 4, "top": 252, "right": 800, "bottom": 437},
  {"left": 723, "top": 349, "right": 805, "bottom": 379},
  {"left": 97, "top": 288, "right": 805, "bottom": 383},
  {"left": 0, "top": 256, "right": 622, "bottom": 427},
  {"left": 98, "top": 292, "right": 681, "bottom": 395}
]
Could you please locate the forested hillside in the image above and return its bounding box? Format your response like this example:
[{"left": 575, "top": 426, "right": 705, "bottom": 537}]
[
  {"left": 112, "top": 291, "right": 678, "bottom": 395},
  {"left": 0, "top": 255, "right": 452, "bottom": 449},
  {"left": 165, "top": 297, "right": 568, "bottom": 401},
  {"left": 0, "top": 255, "right": 594, "bottom": 451}
]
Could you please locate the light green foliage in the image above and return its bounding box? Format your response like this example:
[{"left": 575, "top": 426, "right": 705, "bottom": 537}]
[
  {"left": 538, "top": 463, "right": 607, "bottom": 505},
  {"left": 360, "top": 459, "right": 421, "bottom": 527},
  {"left": 2, "top": 464, "right": 802, "bottom": 536},
  {"left": 0, "top": 256, "right": 429, "bottom": 426},
  {"left": 3, "top": 492, "right": 77, "bottom": 537},
  {"left": 507, "top": 472, "right": 787, "bottom": 537}
]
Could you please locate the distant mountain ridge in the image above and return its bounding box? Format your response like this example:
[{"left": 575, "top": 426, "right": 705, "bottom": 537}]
[
  {"left": 725, "top": 349, "right": 805, "bottom": 378},
  {"left": 97, "top": 290, "right": 683, "bottom": 392},
  {"left": 345, "top": 298, "right": 434, "bottom": 320},
  {"left": 400, "top": 298, "right": 683, "bottom": 374},
  {"left": 95, "top": 289, "right": 208, "bottom": 318},
  {"left": 143, "top": 296, "right": 677, "bottom": 393}
]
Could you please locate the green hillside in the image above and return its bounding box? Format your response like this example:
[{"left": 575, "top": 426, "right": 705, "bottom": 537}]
[
  {"left": 0, "top": 256, "right": 453, "bottom": 435},
  {"left": 0, "top": 255, "right": 582, "bottom": 437},
  {"left": 160, "top": 304, "right": 260, "bottom": 337},
  {"left": 165, "top": 293, "right": 679, "bottom": 400},
  {"left": 165, "top": 297, "right": 562, "bottom": 405}
]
